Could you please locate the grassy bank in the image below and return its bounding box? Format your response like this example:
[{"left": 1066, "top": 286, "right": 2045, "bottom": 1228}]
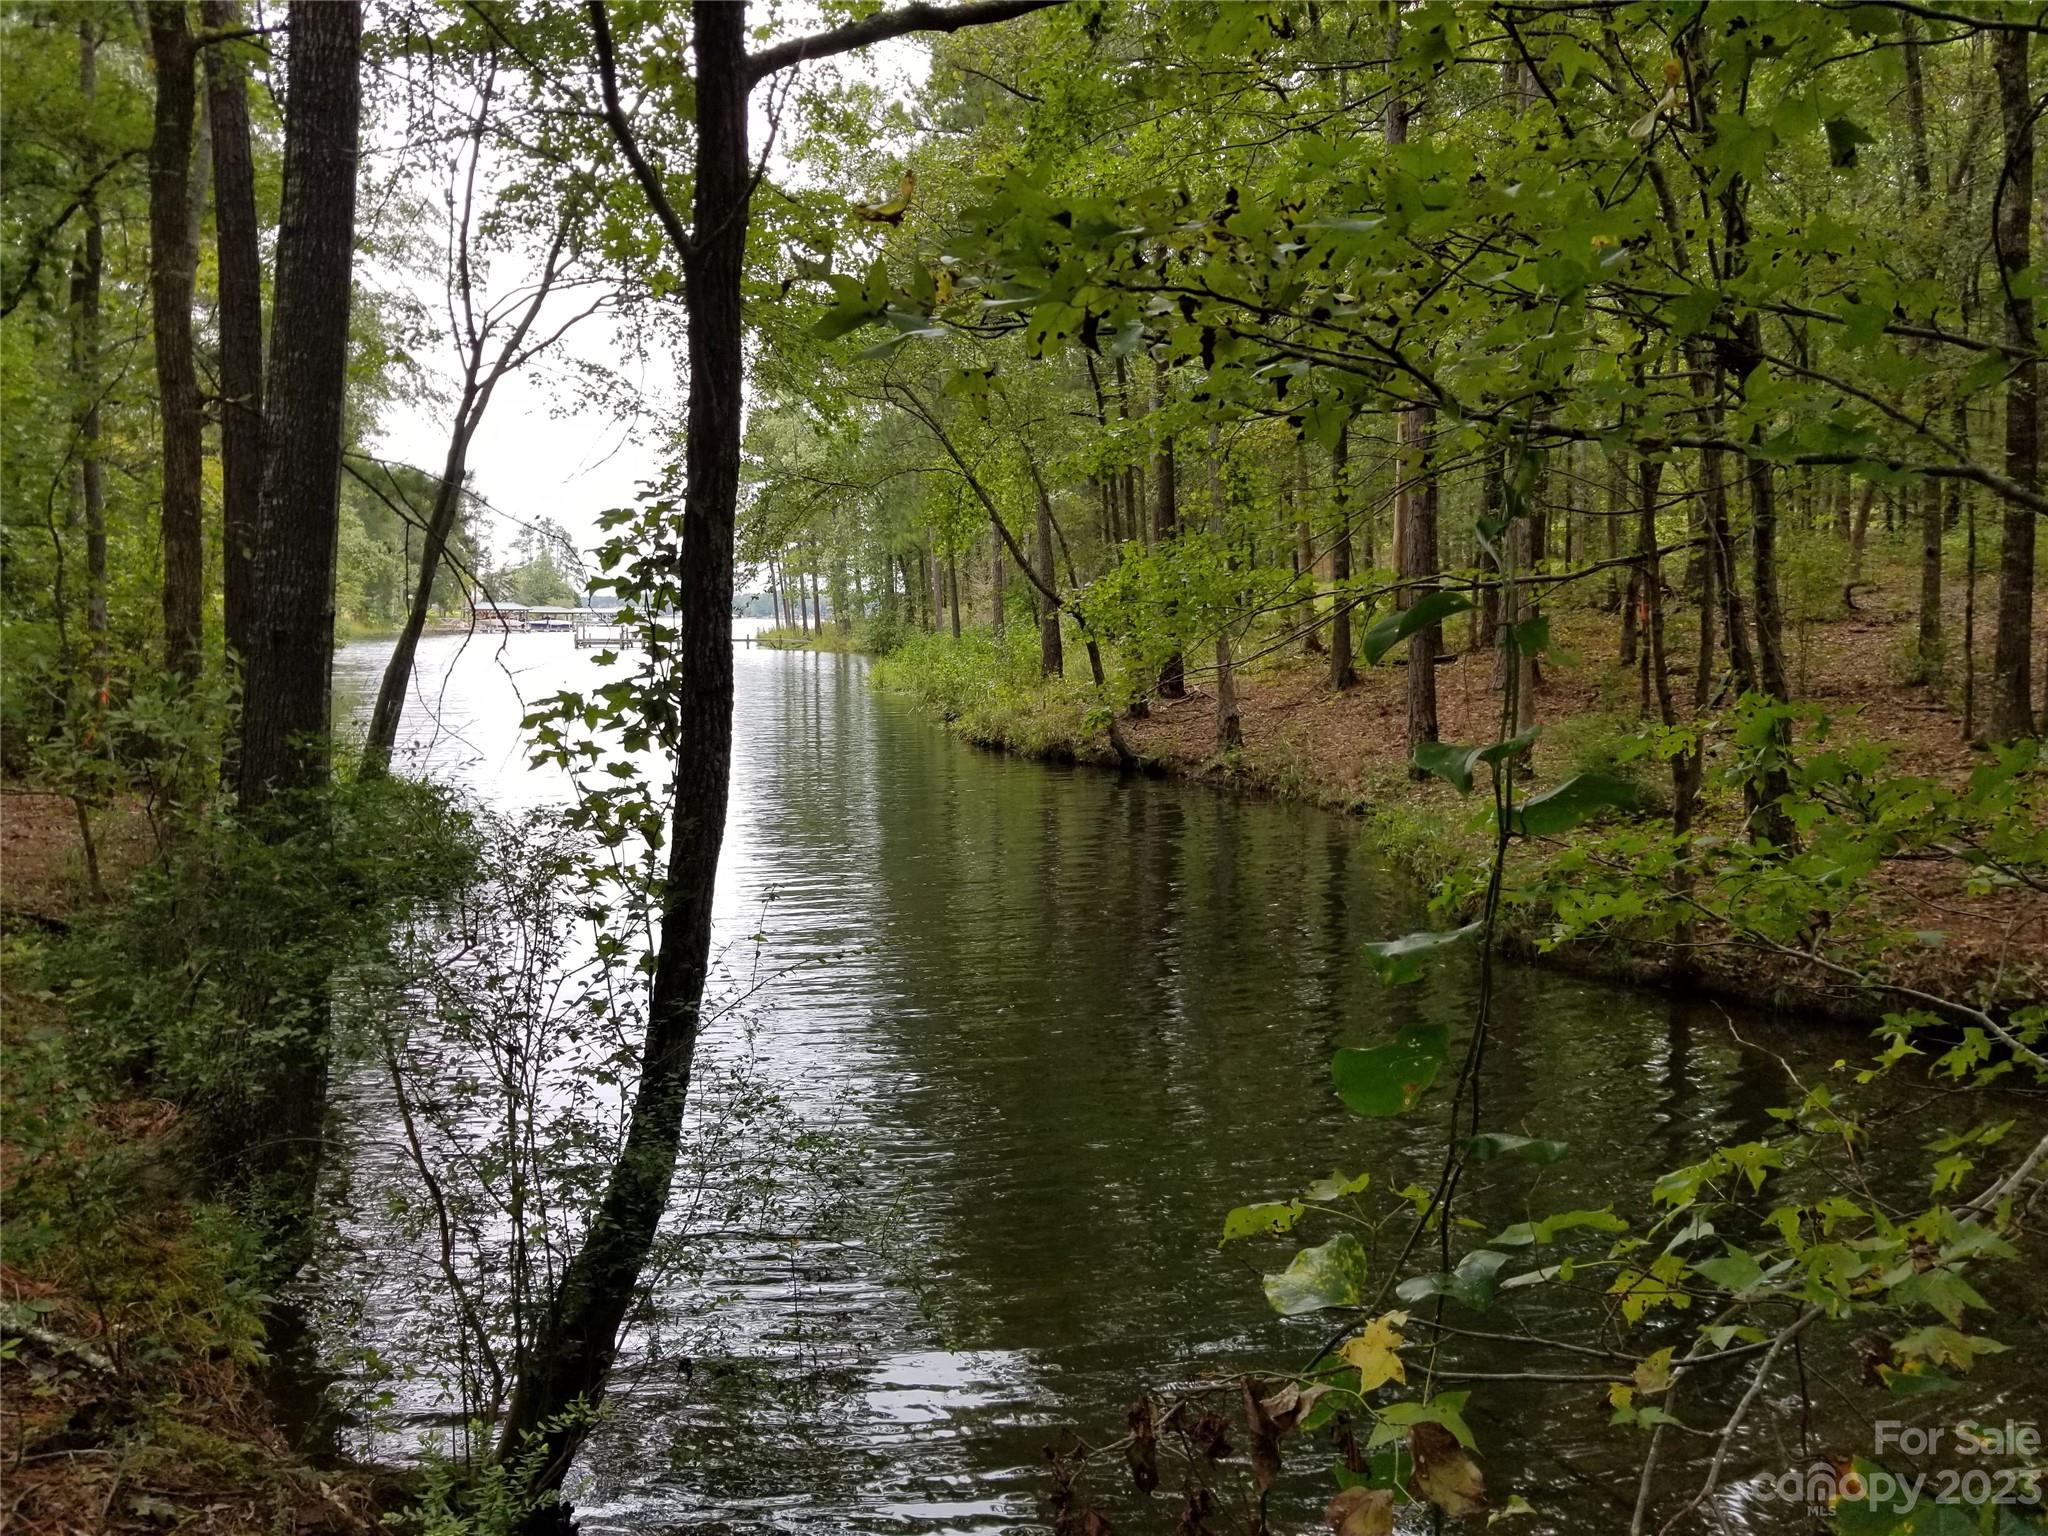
[
  {"left": 0, "top": 785, "right": 472, "bottom": 1534},
  {"left": 749, "top": 623, "right": 866, "bottom": 653},
  {"left": 871, "top": 563, "right": 2047, "bottom": 1022}
]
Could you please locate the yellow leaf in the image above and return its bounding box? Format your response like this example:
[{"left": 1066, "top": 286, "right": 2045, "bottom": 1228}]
[
  {"left": 1339, "top": 1310, "right": 1409, "bottom": 1395},
  {"left": 1633, "top": 1347, "right": 1674, "bottom": 1397}
]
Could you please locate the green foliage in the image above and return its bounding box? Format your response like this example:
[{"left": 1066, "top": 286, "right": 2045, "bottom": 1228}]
[
  {"left": 48, "top": 775, "right": 479, "bottom": 1213},
  {"left": 870, "top": 627, "right": 1097, "bottom": 757}
]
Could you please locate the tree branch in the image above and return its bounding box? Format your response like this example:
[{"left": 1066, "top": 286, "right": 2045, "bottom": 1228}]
[
  {"left": 743, "top": 0, "right": 1063, "bottom": 87},
  {"left": 586, "top": 0, "right": 693, "bottom": 265}
]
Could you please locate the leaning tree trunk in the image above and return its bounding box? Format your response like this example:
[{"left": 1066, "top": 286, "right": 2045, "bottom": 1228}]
[
  {"left": 147, "top": 3, "right": 204, "bottom": 681},
  {"left": 204, "top": 0, "right": 264, "bottom": 676},
  {"left": 361, "top": 429, "right": 473, "bottom": 774},
  {"left": 1990, "top": 27, "right": 2038, "bottom": 741},
  {"left": 496, "top": 0, "right": 747, "bottom": 1495}
]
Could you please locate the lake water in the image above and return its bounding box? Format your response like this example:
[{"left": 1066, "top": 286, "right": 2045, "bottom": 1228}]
[{"left": 324, "top": 628, "right": 2046, "bottom": 1534}]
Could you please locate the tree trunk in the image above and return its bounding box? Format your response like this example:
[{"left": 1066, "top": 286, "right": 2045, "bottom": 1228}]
[
  {"left": 1152, "top": 362, "right": 1183, "bottom": 697},
  {"left": 1990, "top": 27, "right": 2039, "bottom": 740},
  {"left": 236, "top": 0, "right": 360, "bottom": 808},
  {"left": 1748, "top": 451, "right": 1791, "bottom": 705},
  {"left": 147, "top": 3, "right": 204, "bottom": 681},
  {"left": 989, "top": 522, "right": 1004, "bottom": 634},
  {"left": 1903, "top": 17, "right": 1944, "bottom": 686},
  {"left": 362, "top": 431, "right": 471, "bottom": 774},
  {"left": 1294, "top": 440, "right": 1324, "bottom": 654},
  {"left": 1328, "top": 419, "right": 1355, "bottom": 690},
  {"left": 1209, "top": 429, "right": 1241, "bottom": 751},
  {"left": 204, "top": 0, "right": 265, "bottom": 676},
  {"left": 1477, "top": 453, "right": 1501, "bottom": 659},
  {"left": 946, "top": 547, "right": 960, "bottom": 639},
  {"left": 1036, "top": 480, "right": 1063, "bottom": 678},
  {"left": 1617, "top": 460, "right": 1638, "bottom": 666},
  {"left": 497, "top": 0, "right": 746, "bottom": 1495},
  {"left": 1398, "top": 406, "right": 1439, "bottom": 756},
  {"left": 73, "top": 22, "right": 108, "bottom": 704}
]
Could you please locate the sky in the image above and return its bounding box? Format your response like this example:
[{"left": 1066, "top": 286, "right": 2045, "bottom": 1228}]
[{"left": 364, "top": 24, "right": 927, "bottom": 580}]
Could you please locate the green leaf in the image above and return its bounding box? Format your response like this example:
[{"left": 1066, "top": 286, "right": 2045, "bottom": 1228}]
[
  {"left": 814, "top": 301, "right": 882, "bottom": 341},
  {"left": 1332, "top": 1026, "right": 1449, "bottom": 1116},
  {"left": 1362, "top": 591, "right": 1472, "bottom": 665},
  {"left": 1396, "top": 1250, "right": 1511, "bottom": 1312},
  {"left": 1222, "top": 1200, "right": 1305, "bottom": 1243},
  {"left": 1262, "top": 1232, "right": 1371, "bottom": 1316},
  {"left": 1304, "top": 1170, "right": 1373, "bottom": 1202},
  {"left": 1411, "top": 740, "right": 1484, "bottom": 794},
  {"left": 1492, "top": 1208, "right": 1628, "bottom": 1246},
  {"left": 1463, "top": 1132, "right": 1569, "bottom": 1164},
  {"left": 1362, "top": 923, "right": 1481, "bottom": 985},
  {"left": 1510, "top": 772, "right": 1639, "bottom": 837},
  {"left": 1692, "top": 1246, "right": 1766, "bottom": 1295}
]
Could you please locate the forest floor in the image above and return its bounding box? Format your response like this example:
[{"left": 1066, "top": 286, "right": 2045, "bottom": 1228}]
[
  {"left": 875, "top": 554, "right": 2048, "bottom": 1023},
  {"left": 0, "top": 792, "right": 390, "bottom": 1536}
]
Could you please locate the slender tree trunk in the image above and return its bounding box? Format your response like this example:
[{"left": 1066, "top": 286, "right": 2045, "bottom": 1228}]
[
  {"left": 499, "top": 0, "right": 746, "bottom": 1495},
  {"left": 947, "top": 548, "right": 960, "bottom": 639},
  {"left": 204, "top": 0, "right": 264, "bottom": 677},
  {"left": 1991, "top": 28, "right": 2039, "bottom": 739},
  {"left": 236, "top": 0, "right": 360, "bottom": 808},
  {"left": 1398, "top": 407, "right": 1439, "bottom": 755},
  {"left": 1209, "top": 428, "right": 1241, "bottom": 751},
  {"left": 509, "top": 1, "right": 1061, "bottom": 1505},
  {"left": 1477, "top": 453, "right": 1502, "bottom": 659},
  {"left": 362, "top": 429, "right": 472, "bottom": 774},
  {"left": 1294, "top": 441, "right": 1324, "bottom": 655},
  {"left": 1747, "top": 449, "right": 1791, "bottom": 703},
  {"left": 1843, "top": 481, "right": 1873, "bottom": 583},
  {"left": 1385, "top": 16, "right": 1436, "bottom": 748},
  {"left": 147, "top": 3, "right": 204, "bottom": 681},
  {"left": 1036, "top": 480, "right": 1063, "bottom": 678},
  {"left": 1152, "top": 362, "right": 1183, "bottom": 697},
  {"left": 810, "top": 554, "right": 823, "bottom": 636},
  {"left": 73, "top": 23, "right": 108, "bottom": 706},
  {"left": 1903, "top": 17, "right": 1945, "bottom": 685},
  {"left": 1328, "top": 419, "right": 1355, "bottom": 690},
  {"left": 989, "top": 522, "right": 1004, "bottom": 634},
  {"left": 1617, "top": 461, "right": 1638, "bottom": 666}
]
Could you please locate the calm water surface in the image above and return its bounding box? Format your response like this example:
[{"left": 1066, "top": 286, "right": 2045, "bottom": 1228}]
[{"left": 325, "top": 628, "right": 2046, "bottom": 1534}]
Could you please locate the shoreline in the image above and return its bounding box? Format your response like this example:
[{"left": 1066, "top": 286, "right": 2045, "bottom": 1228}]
[{"left": 859, "top": 601, "right": 2045, "bottom": 1028}]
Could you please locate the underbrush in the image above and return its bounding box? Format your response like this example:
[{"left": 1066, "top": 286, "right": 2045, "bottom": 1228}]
[
  {"left": 870, "top": 625, "right": 1097, "bottom": 758},
  {"left": 1, "top": 774, "right": 481, "bottom": 1533}
]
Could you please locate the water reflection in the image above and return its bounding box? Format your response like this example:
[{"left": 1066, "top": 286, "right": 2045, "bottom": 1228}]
[{"left": 325, "top": 632, "right": 2045, "bottom": 1534}]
